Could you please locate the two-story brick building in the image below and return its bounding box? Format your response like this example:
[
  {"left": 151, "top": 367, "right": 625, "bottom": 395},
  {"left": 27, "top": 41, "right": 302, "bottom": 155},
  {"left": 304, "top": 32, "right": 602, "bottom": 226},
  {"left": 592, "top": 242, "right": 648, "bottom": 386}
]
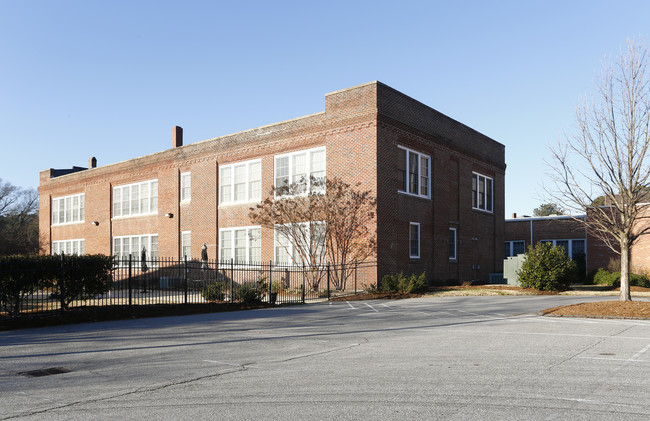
[{"left": 39, "top": 81, "right": 506, "bottom": 284}]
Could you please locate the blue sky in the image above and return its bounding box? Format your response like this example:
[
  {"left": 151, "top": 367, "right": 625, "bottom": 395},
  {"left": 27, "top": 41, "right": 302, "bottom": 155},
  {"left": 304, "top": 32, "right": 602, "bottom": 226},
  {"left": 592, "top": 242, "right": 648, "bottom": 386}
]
[{"left": 1, "top": 0, "right": 649, "bottom": 216}]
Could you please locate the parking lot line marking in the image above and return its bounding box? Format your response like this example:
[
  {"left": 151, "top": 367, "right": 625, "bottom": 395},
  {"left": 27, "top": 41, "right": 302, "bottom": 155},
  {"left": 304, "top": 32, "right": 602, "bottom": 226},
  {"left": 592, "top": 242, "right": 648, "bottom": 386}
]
[
  {"left": 364, "top": 303, "right": 379, "bottom": 312},
  {"left": 631, "top": 342, "right": 650, "bottom": 360},
  {"left": 203, "top": 360, "right": 245, "bottom": 368},
  {"left": 347, "top": 302, "right": 356, "bottom": 309}
]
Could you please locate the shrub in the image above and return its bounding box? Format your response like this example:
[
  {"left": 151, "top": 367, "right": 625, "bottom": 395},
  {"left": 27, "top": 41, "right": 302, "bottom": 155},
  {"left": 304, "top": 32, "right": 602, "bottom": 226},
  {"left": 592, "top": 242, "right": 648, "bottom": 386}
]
[
  {"left": 0, "top": 254, "right": 113, "bottom": 315},
  {"left": 517, "top": 242, "right": 578, "bottom": 291},
  {"left": 380, "top": 272, "right": 428, "bottom": 294},
  {"left": 590, "top": 268, "right": 650, "bottom": 288},
  {"left": 58, "top": 255, "right": 113, "bottom": 309},
  {"left": 202, "top": 280, "right": 225, "bottom": 301},
  {"left": 237, "top": 282, "right": 264, "bottom": 303}
]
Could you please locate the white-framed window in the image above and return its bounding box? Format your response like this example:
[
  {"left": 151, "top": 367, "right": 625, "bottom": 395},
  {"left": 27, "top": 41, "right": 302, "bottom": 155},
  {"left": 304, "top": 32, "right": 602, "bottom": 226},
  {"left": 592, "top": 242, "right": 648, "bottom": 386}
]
[
  {"left": 181, "top": 231, "right": 191, "bottom": 259},
  {"left": 274, "top": 222, "right": 326, "bottom": 266},
  {"left": 539, "top": 239, "right": 586, "bottom": 261},
  {"left": 274, "top": 147, "right": 326, "bottom": 196},
  {"left": 472, "top": 172, "right": 493, "bottom": 212},
  {"left": 505, "top": 240, "right": 526, "bottom": 257},
  {"left": 112, "top": 180, "right": 158, "bottom": 218},
  {"left": 219, "top": 159, "right": 261, "bottom": 205},
  {"left": 397, "top": 146, "right": 431, "bottom": 198},
  {"left": 219, "top": 226, "right": 262, "bottom": 263},
  {"left": 449, "top": 228, "right": 457, "bottom": 261},
  {"left": 113, "top": 234, "right": 158, "bottom": 266},
  {"left": 180, "top": 172, "right": 191, "bottom": 202},
  {"left": 52, "top": 239, "right": 85, "bottom": 255},
  {"left": 409, "top": 222, "right": 420, "bottom": 259},
  {"left": 52, "top": 193, "right": 85, "bottom": 225}
]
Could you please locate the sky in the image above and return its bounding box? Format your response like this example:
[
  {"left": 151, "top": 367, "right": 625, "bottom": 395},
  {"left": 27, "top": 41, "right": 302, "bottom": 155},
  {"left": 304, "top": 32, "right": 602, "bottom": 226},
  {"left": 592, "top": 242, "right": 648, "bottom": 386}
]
[{"left": 1, "top": 0, "right": 649, "bottom": 216}]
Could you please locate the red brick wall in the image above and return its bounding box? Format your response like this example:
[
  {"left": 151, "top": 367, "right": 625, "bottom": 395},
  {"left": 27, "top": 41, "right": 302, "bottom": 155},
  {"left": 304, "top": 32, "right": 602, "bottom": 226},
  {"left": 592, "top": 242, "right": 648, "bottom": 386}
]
[
  {"left": 39, "top": 81, "right": 505, "bottom": 285},
  {"left": 505, "top": 216, "right": 616, "bottom": 274}
]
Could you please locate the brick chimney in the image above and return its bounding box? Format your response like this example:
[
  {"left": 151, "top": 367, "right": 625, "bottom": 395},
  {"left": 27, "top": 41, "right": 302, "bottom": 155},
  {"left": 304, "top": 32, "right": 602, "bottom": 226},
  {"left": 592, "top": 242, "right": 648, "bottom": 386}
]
[
  {"left": 89, "top": 157, "right": 97, "bottom": 168},
  {"left": 173, "top": 126, "right": 183, "bottom": 148}
]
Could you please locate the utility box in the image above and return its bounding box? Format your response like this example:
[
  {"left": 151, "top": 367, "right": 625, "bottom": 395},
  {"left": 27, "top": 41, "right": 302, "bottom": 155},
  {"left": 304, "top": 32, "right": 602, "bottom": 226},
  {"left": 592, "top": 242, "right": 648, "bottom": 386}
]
[{"left": 503, "top": 255, "right": 526, "bottom": 286}]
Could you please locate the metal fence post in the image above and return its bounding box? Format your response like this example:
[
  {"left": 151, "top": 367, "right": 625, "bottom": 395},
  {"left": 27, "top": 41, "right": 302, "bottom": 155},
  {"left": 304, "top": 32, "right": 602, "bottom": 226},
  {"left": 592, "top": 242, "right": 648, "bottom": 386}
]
[
  {"left": 128, "top": 254, "right": 132, "bottom": 306},
  {"left": 59, "top": 254, "right": 66, "bottom": 314},
  {"left": 302, "top": 264, "right": 306, "bottom": 303},
  {"left": 230, "top": 259, "right": 234, "bottom": 302},
  {"left": 184, "top": 255, "right": 188, "bottom": 304},
  {"left": 268, "top": 260, "right": 272, "bottom": 304},
  {"left": 354, "top": 261, "right": 358, "bottom": 295},
  {"left": 327, "top": 263, "right": 330, "bottom": 300}
]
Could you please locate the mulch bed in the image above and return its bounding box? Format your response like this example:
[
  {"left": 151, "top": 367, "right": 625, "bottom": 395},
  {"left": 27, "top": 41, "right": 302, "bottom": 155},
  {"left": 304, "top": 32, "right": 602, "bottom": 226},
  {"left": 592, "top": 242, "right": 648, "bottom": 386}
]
[{"left": 541, "top": 301, "right": 650, "bottom": 319}]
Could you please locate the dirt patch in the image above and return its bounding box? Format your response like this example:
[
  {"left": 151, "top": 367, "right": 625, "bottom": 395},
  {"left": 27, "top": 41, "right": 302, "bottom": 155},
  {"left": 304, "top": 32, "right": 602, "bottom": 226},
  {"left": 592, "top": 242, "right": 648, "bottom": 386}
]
[{"left": 541, "top": 301, "right": 650, "bottom": 319}]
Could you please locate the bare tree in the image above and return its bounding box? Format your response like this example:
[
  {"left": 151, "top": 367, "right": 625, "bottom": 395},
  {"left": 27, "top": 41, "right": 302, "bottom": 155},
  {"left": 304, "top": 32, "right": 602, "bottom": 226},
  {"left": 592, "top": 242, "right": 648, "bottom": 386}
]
[
  {"left": 0, "top": 178, "right": 39, "bottom": 255},
  {"left": 548, "top": 39, "right": 650, "bottom": 301},
  {"left": 249, "top": 177, "right": 376, "bottom": 291}
]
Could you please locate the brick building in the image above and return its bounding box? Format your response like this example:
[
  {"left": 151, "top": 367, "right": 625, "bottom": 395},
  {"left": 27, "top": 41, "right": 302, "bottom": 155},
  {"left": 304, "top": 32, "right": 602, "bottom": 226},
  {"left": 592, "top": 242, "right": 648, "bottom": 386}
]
[
  {"left": 504, "top": 214, "right": 617, "bottom": 276},
  {"left": 39, "top": 81, "right": 506, "bottom": 284}
]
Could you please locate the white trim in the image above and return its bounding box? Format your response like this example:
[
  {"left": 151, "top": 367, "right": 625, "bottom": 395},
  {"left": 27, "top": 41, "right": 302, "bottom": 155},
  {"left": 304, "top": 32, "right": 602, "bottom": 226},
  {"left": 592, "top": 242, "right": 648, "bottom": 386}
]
[
  {"left": 397, "top": 145, "right": 431, "bottom": 199},
  {"left": 52, "top": 239, "right": 85, "bottom": 255},
  {"left": 273, "top": 221, "right": 326, "bottom": 266},
  {"left": 539, "top": 238, "right": 586, "bottom": 260},
  {"left": 472, "top": 172, "right": 493, "bottom": 213},
  {"left": 219, "top": 226, "right": 262, "bottom": 263},
  {"left": 409, "top": 222, "right": 421, "bottom": 259},
  {"left": 181, "top": 230, "right": 191, "bottom": 259},
  {"left": 219, "top": 158, "right": 262, "bottom": 205},
  {"left": 112, "top": 179, "right": 158, "bottom": 219},
  {"left": 505, "top": 214, "right": 585, "bottom": 222},
  {"left": 112, "top": 234, "right": 159, "bottom": 266},
  {"left": 51, "top": 193, "right": 85, "bottom": 226},
  {"left": 274, "top": 146, "right": 326, "bottom": 197},
  {"left": 180, "top": 172, "right": 191, "bottom": 203},
  {"left": 505, "top": 240, "right": 526, "bottom": 257}
]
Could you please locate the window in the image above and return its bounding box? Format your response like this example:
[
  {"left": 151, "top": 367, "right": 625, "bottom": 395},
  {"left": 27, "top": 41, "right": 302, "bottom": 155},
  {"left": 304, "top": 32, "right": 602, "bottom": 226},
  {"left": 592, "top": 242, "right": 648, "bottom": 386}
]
[
  {"left": 181, "top": 231, "right": 191, "bottom": 259},
  {"left": 397, "top": 146, "right": 430, "bottom": 198},
  {"left": 274, "top": 147, "right": 326, "bottom": 196},
  {"left": 113, "top": 234, "right": 158, "bottom": 266},
  {"left": 472, "top": 172, "right": 493, "bottom": 212},
  {"left": 219, "top": 159, "right": 262, "bottom": 205},
  {"left": 52, "top": 239, "right": 85, "bottom": 255},
  {"left": 52, "top": 194, "right": 84, "bottom": 225},
  {"left": 409, "top": 222, "right": 420, "bottom": 259},
  {"left": 274, "top": 222, "right": 326, "bottom": 266},
  {"left": 449, "top": 228, "right": 457, "bottom": 261},
  {"left": 219, "top": 226, "right": 262, "bottom": 263},
  {"left": 505, "top": 240, "right": 526, "bottom": 257},
  {"left": 540, "top": 239, "right": 586, "bottom": 261},
  {"left": 181, "top": 172, "right": 191, "bottom": 202},
  {"left": 113, "top": 180, "right": 158, "bottom": 218}
]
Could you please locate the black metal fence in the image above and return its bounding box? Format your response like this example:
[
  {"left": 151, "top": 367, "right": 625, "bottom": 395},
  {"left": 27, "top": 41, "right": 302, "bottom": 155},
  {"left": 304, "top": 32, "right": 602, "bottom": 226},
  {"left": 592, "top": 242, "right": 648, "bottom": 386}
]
[{"left": 0, "top": 257, "right": 377, "bottom": 319}]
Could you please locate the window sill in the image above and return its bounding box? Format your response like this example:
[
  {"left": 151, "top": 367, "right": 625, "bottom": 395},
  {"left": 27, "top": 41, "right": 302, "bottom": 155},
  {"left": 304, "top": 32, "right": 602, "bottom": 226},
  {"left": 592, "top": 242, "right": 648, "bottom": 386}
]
[
  {"left": 472, "top": 207, "right": 494, "bottom": 214},
  {"left": 398, "top": 190, "right": 431, "bottom": 200},
  {"left": 111, "top": 213, "right": 158, "bottom": 220},
  {"left": 219, "top": 200, "right": 261, "bottom": 208},
  {"left": 51, "top": 221, "right": 85, "bottom": 227}
]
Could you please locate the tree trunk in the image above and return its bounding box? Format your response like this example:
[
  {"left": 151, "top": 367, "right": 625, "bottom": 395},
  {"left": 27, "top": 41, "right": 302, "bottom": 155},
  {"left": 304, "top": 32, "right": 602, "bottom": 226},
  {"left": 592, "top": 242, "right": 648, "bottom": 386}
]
[{"left": 620, "top": 239, "right": 632, "bottom": 302}]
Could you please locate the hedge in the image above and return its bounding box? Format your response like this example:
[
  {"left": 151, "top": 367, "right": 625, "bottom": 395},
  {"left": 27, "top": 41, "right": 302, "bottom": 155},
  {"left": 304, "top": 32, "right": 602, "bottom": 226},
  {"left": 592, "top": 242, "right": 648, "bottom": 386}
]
[{"left": 0, "top": 254, "right": 113, "bottom": 317}]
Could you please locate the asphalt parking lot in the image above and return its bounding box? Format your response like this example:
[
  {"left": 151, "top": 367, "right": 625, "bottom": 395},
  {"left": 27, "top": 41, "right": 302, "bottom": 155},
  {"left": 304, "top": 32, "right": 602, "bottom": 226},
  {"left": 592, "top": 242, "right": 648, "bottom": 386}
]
[{"left": 2, "top": 295, "right": 650, "bottom": 420}]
